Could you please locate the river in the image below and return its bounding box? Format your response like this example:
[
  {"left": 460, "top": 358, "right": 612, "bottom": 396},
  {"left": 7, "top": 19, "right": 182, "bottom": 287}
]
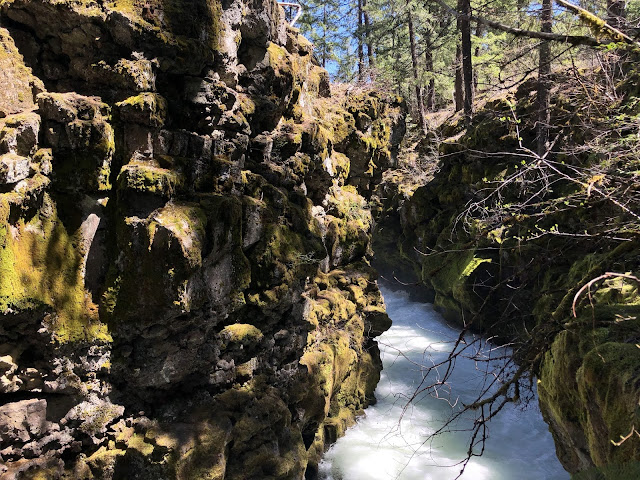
[{"left": 318, "top": 280, "right": 569, "bottom": 480}]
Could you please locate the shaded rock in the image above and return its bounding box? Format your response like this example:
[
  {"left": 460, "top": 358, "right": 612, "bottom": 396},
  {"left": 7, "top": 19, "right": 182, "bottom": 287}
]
[
  {"left": 115, "top": 92, "right": 167, "bottom": 127},
  {"left": 0, "top": 27, "right": 43, "bottom": 118},
  {"left": 37, "top": 92, "right": 113, "bottom": 192},
  {"left": 0, "top": 111, "right": 40, "bottom": 156},
  {"left": 0, "top": 399, "right": 49, "bottom": 445},
  {"left": 0, "top": 153, "right": 29, "bottom": 184}
]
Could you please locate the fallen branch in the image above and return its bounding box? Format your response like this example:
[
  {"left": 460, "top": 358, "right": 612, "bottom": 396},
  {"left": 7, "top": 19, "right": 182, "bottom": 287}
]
[
  {"left": 554, "top": 0, "right": 640, "bottom": 47},
  {"left": 430, "top": 0, "right": 600, "bottom": 46},
  {"left": 572, "top": 272, "right": 640, "bottom": 318},
  {"left": 429, "top": 0, "right": 640, "bottom": 47},
  {"left": 611, "top": 425, "right": 640, "bottom": 446}
]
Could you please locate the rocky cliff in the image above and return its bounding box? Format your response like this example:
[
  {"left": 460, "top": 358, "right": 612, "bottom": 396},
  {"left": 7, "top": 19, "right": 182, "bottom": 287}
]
[
  {"left": 373, "top": 74, "right": 640, "bottom": 477},
  {"left": 0, "top": 1, "right": 405, "bottom": 478}
]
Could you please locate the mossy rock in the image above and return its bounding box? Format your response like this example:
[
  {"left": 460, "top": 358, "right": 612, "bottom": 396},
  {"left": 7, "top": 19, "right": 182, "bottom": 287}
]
[
  {"left": 103, "top": 202, "right": 209, "bottom": 323},
  {"left": 0, "top": 193, "right": 110, "bottom": 343},
  {"left": 220, "top": 323, "right": 263, "bottom": 349},
  {"left": 117, "top": 161, "right": 184, "bottom": 197},
  {"left": 572, "top": 461, "right": 640, "bottom": 480},
  {"left": 0, "top": 27, "right": 42, "bottom": 117},
  {"left": 116, "top": 92, "right": 168, "bottom": 127}
]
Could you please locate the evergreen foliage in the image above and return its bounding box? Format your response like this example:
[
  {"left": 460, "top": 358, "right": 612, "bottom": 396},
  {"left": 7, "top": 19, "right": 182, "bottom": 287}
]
[{"left": 298, "top": 0, "right": 640, "bottom": 125}]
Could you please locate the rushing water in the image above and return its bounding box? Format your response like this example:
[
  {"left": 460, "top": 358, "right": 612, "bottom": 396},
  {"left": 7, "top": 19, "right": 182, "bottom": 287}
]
[{"left": 319, "top": 281, "right": 569, "bottom": 480}]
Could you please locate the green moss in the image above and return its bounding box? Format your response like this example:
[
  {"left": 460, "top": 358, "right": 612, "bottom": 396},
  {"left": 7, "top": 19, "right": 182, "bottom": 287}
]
[
  {"left": 323, "top": 407, "right": 356, "bottom": 442},
  {"left": 249, "top": 221, "right": 323, "bottom": 292},
  {"left": 104, "top": 0, "right": 223, "bottom": 54},
  {"left": 0, "top": 193, "right": 111, "bottom": 343},
  {"left": 220, "top": 324, "right": 264, "bottom": 347},
  {"left": 85, "top": 446, "right": 126, "bottom": 473},
  {"left": 539, "top": 312, "right": 640, "bottom": 470},
  {"left": 267, "top": 42, "right": 290, "bottom": 73},
  {"left": 151, "top": 203, "right": 207, "bottom": 268},
  {"left": 79, "top": 403, "right": 124, "bottom": 436},
  {"left": 128, "top": 433, "right": 155, "bottom": 457},
  {"left": 461, "top": 257, "right": 492, "bottom": 277},
  {"left": 578, "top": 342, "right": 640, "bottom": 465},
  {"left": 175, "top": 421, "right": 230, "bottom": 480},
  {"left": 46, "top": 112, "right": 114, "bottom": 192},
  {"left": 424, "top": 248, "right": 475, "bottom": 294},
  {"left": 0, "top": 26, "right": 38, "bottom": 115},
  {"left": 116, "top": 93, "right": 168, "bottom": 127},
  {"left": 117, "top": 161, "right": 184, "bottom": 196},
  {"left": 25, "top": 466, "right": 61, "bottom": 480},
  {"left": 572, "top": 461, "right": 640, "bottom": 480},
  {"left": 236, "top": 93, "right": 256, "bottom": 116}
]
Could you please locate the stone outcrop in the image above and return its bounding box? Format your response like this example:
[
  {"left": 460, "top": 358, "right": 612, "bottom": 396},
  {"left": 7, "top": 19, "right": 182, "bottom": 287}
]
[
  {"left": 373, "top": 77, "right": 640, "bottom": 476},
  {"left": 0, "top": 1, "right": 405, "bottom": 478}
]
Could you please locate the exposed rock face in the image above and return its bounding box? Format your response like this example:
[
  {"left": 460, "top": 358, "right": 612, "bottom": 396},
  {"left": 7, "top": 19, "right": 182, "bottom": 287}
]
[
  {"left": 373, "top": 79, "right": 640, "bottom": 476},
  {"left": 0, "top": 1, "right": 405, "bottom": 478}
]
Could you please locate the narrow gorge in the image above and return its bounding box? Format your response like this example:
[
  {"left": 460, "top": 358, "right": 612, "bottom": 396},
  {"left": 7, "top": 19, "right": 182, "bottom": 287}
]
[{"left": 0, "top": 1, "right": 639, "bottom": 479}]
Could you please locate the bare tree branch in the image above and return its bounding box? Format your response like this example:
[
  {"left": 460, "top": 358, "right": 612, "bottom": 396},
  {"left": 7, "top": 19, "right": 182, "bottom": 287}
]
[
  {"left": 572, "top": 272, "right": 640, "bottom": 317},
  {"left": 429, "top": 0, "right": 636, "bottom": 47}
]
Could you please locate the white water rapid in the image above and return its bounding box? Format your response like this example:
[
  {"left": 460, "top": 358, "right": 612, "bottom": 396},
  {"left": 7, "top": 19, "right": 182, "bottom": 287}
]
[{"left": 318, "top": 281, "right": 569, "bottom": 480}]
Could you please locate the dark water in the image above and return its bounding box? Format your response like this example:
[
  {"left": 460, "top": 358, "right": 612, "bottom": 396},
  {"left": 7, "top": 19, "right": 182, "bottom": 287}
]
[{"left": 319, "top": 282, "right": 569, "bottom": 480}]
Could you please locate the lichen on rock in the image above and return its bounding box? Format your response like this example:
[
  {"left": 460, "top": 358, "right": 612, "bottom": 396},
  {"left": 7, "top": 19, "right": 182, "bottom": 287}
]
[{"left": 0, "top": 1, "right": 405, "bottom": 477}]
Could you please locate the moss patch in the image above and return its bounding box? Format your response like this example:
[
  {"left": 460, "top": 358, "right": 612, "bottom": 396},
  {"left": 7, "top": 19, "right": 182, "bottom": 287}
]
[{"left": 0, "top": 193, "right": 110, "bottom": 343}]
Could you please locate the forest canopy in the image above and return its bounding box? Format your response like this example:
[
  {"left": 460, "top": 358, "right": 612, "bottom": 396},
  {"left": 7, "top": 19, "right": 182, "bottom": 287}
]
[{"left": 298, "top": 0, "right": 640, "bottom": 126}]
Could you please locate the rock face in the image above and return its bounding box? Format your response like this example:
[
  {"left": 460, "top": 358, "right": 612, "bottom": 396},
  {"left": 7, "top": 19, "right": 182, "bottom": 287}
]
[
  {"left": 373, "top": 78, "right": 640, "bottom": 476},
  {"left": 0, "top": 1, "right": 405, "bottom": 478}
]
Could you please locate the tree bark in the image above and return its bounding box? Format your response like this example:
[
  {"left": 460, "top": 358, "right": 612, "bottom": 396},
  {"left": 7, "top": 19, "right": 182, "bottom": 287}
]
[
  {"left": 454, "top": 44, "right": 464, "bottom": 112},
  {"left": 425, "top": 33, "right": 436, "bottom": 111},
  {"left": 391, "top": 3, "right": 402, "bottom": 96},
  {"left": 460, "top": 0, "right": 474, "bottom": 126},
  {"left": 537, "top": 0, "right": 552, "bottom": 156},
  {"left": 607, "top": 0, "right": 626, "bottom": 30},
  {"left": 474, "top": 21, "right": 484, "bottom": 91},
  {"left": 322, "top": 4, "right": 327, "bottom": 68},
  {"left": 454, "top": 0, "right": 464, "bottom": 113},
  {"left": 363, "top": 0, "right": 374, "bottom": 78},
  {"left": 357, "top": 0, "right": 364, "bottom": 81},
  {"left": 554, "top": 0, "right": 634, "bottom": 44},
  {"left": 408, "top": 11, "right": 427, "bottom": 131}
]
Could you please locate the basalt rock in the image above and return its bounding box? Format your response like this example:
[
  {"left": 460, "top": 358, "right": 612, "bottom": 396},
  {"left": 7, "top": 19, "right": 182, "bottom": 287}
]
[{"left": 0, "top": 1, "right": 405, "bottom": 478}]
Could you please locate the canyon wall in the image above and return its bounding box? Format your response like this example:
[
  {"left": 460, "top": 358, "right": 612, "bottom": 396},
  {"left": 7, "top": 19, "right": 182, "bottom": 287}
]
[
  {"left": 0, "top": 1, "right": 405, "bottom": 478},
  {"left": 373, "top": 77, "right": 640, "bottom": 477}
]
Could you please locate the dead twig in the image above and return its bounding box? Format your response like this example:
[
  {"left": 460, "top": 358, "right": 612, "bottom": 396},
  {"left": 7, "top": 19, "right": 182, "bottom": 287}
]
[{"left": 572, "top": 272, "right": 640, "bottom": 318}]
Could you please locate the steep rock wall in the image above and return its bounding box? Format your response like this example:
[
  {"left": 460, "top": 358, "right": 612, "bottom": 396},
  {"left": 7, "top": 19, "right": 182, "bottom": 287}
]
[
  {"left": 373, "top": 78, "right": 640, "bottom": 477},
  {"left": 0, "top": 1, "right": 405, "bottom": 478}
]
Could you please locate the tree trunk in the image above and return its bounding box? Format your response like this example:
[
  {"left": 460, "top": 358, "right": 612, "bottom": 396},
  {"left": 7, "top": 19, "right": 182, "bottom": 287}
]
[
  {"left": 391, "top": 3, "right": 402, "bottom": 95},
  {"left": 357, "top": 0, "right": 364, "bottom": 81},
  {"left": 425, "top": 34, "right": 436, "bottom": 111},
  {"left": 363, "top": 0, "right": 374, "bottom": 78},
  {"left": 408, "top": 11, "right": 427, "bottom": 131},
  {"left": 474, "top": 22, "right": 484, "bottom": 91},
  {"left": 322, "top": 4, "right": 327, "bottom": 68},
  {"left": 460, "top": 0, "right": 474, "bottom": 126},
  {"left": 454, "top": 44, "right": 464, "bottom": 111},
  {"left": 454, "top": 0, "right": 464, "bottom": 112},
  {"left": 607, "top": 0, "right": 626, "bottom": 30},
  {"left": 537, "top": 0, "right": 552, "bottom": 156}
]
